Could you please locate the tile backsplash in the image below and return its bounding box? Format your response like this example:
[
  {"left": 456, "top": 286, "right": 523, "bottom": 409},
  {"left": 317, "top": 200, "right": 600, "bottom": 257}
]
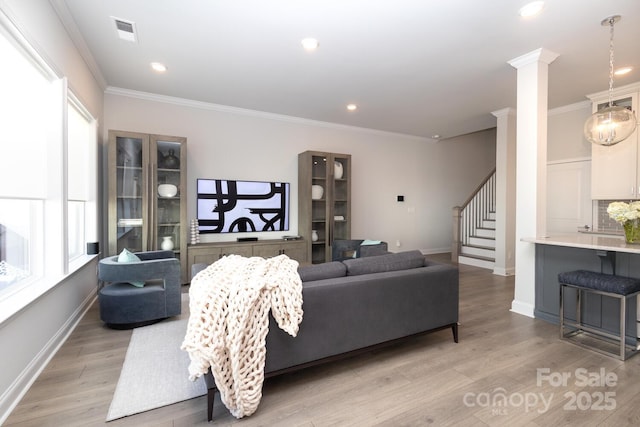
[{"left": 597, "top": 200, "right": 625, "bottom": 234}]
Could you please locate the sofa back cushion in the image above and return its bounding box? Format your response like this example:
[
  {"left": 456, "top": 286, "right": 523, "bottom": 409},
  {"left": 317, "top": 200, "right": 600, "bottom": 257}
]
[
  {"left": 298, "top": 261, "right": 347, "bottom": 282},
  {"left": 343, "top": 250, "right": 425, "bottom": 276}
]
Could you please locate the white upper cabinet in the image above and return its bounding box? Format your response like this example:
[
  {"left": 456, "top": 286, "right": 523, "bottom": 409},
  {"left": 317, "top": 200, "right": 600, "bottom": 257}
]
[{"left": 589, "top": 83, "right": 640, "bottom": 200}]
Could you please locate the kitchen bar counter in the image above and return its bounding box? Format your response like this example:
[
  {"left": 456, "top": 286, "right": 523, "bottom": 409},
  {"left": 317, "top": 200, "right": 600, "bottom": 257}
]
[
  {"left": 522, "top": 233, "right": 640, "bottom": 254},
  {"left": 525, "top": 233, "right": 639, "bottom": 336}
]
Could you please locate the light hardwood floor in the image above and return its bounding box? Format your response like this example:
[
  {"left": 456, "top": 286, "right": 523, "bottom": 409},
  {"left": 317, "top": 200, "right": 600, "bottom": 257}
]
[{"left": 6, "top": 255, "right": 640, "bottom": 426}]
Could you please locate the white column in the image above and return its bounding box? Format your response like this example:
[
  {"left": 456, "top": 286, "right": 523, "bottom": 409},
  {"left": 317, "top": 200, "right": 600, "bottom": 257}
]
[
  {"left": 491, "top": 108, "right": 516, "bottom": 277},
  {"left": 508, "top": 48, "right": 559, "bottom": 318}
]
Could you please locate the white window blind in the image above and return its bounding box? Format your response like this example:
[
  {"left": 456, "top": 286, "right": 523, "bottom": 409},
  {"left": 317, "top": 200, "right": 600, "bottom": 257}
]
[
  {"left": 67, "top": 98, "right": 97, "bottom": 261},
  {"left": 0, "top": 28, "right": 53, "bottom": 199},
  {"left": 67, "top": 99, "right": 96, "bottom": 202}
]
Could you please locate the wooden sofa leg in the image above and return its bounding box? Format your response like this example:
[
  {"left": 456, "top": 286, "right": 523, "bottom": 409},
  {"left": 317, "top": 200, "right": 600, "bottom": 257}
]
[
  {"left": 204, "top": 370, "right": 217, "bottom": 421},
  {"left": 207, "top": 387, "right": 215, "bottom": 422},
  {"left": 452, "top": 323, "right": 459, "bottom": 343}
]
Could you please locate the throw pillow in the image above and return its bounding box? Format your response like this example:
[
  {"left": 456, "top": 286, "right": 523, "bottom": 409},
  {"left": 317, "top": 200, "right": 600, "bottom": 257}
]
[
  {"left": 298, "top": 261, "right": 347, "bottom": 282},
  {"left": 360, "top": 239, "right": 382, "bottom": 245},
  {"left": 117, "top": 248, "right": 145, "bottom": 287}
]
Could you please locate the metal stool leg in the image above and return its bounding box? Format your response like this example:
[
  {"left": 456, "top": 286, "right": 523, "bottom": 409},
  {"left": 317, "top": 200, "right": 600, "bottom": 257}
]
[
  {"left": 576, "top": 287, "right": 581, "bottom": 330},
  {"left": 559, "top": 283, "right": 564, "bottom": 338},
  {"left": 620, "top": 295, "right": 626, "bottom": 360}
]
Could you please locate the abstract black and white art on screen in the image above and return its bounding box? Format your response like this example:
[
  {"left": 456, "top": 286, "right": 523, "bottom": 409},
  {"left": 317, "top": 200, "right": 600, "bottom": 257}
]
[{"left": 197, "top": 179, "right": 290, "bottom": 234}]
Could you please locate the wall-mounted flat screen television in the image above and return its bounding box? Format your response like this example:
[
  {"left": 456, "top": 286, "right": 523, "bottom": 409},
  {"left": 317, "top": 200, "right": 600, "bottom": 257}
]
[{"left": 197, "top": 179, "right": 290, "bottom": 234}]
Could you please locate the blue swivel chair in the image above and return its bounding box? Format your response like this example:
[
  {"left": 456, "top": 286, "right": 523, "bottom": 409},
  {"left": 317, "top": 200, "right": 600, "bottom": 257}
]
[{"left": 98, "top": 250, "right": 181, "bottom": 329}]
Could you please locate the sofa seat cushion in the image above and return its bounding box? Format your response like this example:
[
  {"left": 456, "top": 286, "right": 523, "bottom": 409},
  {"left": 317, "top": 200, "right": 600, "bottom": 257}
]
[
  {"left": 558, "top": 270, "right": 640, "bottom": 295},
  {"left": 343, "top": 250, "right": 425, "bottom": 276},
  {"left": 298, "top": 261, "right": 347, "bottom": 282}
]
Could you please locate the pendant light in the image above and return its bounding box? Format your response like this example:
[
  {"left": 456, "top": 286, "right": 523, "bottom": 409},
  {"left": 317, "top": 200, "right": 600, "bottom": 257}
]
[{"left": 584, "top": 15, "right": 637, "bottom": 146}]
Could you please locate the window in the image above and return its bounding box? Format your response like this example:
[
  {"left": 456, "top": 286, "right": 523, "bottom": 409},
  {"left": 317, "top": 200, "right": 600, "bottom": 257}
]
[
  {"left": 0, "top": 200, "right": 43, "bottom": 294},
  {"left": 0, "top": 16, "right": 97, "bottom": 305},
  {"left": 0, "top": 24, "right": 54, "bottom": 298},
  {"left": 67, "top": 98, "right": 97, "bottom": 263}
]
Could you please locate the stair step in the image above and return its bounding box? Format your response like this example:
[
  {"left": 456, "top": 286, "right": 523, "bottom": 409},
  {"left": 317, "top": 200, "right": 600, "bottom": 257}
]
[
  {"left": 461, "top": 245, "right": 495, "bottom": 259},
  {"left": 469, "top": 236, "right": 495, "bottom": 248},
  {"left": 487, "top": 211, "right": 496, "bottom": 221},
  {"left": 482, "top": 219, "right": 495, "bottom": 229},
  {"left": 458, "top": 255, "right": 495, "bottom": 270},
  {"left": 475, "top": 228, "right": 496, "bottom": 238}
]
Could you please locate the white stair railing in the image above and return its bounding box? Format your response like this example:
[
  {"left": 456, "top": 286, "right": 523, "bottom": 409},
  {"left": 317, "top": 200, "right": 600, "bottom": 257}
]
[{"left": 452, "top": 169, "right": 496, "bottom": 261}]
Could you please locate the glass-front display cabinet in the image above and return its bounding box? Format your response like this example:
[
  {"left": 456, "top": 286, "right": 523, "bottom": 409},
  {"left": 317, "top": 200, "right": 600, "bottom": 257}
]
[
  {"left": 107, "top": 130, "right": 188, "bottom": 282},
  {"left": 298, "top": 150, "right": 351, "bottom": 263}
]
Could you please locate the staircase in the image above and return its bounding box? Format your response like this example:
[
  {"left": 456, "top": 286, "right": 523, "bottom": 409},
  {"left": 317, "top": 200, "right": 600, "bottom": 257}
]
[{"left": 452, "top": 169, "right": 496, "bottom": 270}]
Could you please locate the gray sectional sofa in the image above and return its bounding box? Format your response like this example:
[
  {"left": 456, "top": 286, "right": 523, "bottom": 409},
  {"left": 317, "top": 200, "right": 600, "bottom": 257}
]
[{"left": 191, "top": 249, "right": 459, "bottom": 421}]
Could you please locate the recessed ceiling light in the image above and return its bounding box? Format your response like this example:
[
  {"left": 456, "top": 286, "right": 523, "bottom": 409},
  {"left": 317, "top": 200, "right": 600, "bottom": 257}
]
[
  {"left": 301, "top": 38, "right": 319, "bottom": 51},
  {"left": 519, "top": 1, "right": 544, "bottom": 18},
  {"left": 150, "top": 62, "right": 167, "bottom": 73},
  {"left": 346, "top": 104, "right": 357, "bottom": 111},
  {"left": 615, "top": 66, "right": 633, "bottom": 76},
  {"left": 432, "top": 134, "right": 441, "bottom": 139}
]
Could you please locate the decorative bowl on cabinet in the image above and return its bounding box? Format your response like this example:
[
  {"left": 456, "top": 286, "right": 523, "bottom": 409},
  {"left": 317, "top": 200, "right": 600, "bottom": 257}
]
[{"left": 158, "top": 184, "right": 178, "bottom": 198}]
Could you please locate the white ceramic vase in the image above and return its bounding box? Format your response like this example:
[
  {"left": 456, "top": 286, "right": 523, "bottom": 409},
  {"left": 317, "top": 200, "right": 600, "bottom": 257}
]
[
  {"left": 334, "top": 161, "right": 343, "bottom": 179},
  {"left": 161, "top": 236, "right": 174, "bottom": 251},
  {"left": 311, "top": 185, "right": 324, "bottom": 200},
  {"left": 311, "top": 230, "right": 319, "bottom": 242}
]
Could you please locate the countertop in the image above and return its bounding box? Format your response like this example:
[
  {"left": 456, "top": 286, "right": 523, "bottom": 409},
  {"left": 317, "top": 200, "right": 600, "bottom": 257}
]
[{"left": 522, "top": 233, "right": 640, "bottom": 254}]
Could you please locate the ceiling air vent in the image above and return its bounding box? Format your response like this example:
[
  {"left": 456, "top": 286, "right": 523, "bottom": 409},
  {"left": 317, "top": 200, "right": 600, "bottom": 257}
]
[{"left": 111, "top": 16, "right": 137, "bottom": 43}]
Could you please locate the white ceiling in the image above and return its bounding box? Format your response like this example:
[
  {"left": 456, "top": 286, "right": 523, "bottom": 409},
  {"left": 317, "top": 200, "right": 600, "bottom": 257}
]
[{"left": 56, "top": 0, "right": 640, "bottom": 139}]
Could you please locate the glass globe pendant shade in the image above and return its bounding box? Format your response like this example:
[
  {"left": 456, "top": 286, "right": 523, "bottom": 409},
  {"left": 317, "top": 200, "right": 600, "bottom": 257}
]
[{"left": 584, "top": 105, "right": 637, "bottom": 146}]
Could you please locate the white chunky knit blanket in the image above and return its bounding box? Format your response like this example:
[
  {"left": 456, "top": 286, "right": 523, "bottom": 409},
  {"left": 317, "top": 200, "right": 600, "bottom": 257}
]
[{"left": 181, "top": 254, "right": 303, "bottom": 418}]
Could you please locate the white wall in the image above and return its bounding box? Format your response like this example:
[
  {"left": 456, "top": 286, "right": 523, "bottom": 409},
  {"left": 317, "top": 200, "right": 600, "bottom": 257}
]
[
  {"left": 546, "top": 102, "right": 593, "bottom": 232},
  {"left": 548, "top": 102, "right": 592, "bottom": 162},
  {"left": 0, "top": 0, "right": 104, "bottom": 422},
  {"left": 104, "top": 91, "right": 496, "bottom": 254}
]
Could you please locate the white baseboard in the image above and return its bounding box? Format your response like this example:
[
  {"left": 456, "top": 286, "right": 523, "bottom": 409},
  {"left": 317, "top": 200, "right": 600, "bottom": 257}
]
[
  {"left": 0, "top": 293, "right": 96, "bottom": 425},
  {"left": 493, "top": 266, "right": 515, "bottom": 276},
  {"left": 458, "top": 255, "right": 494, "bottom": 270},
  {"left": 420, "top": 247, "right": 451, "bottom": 255},
  {"left": 510, "top": 299, "right": 535, "bottom": 318}
]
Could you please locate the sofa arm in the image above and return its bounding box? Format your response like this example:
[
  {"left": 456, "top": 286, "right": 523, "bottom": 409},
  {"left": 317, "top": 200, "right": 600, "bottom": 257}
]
[
  {"left": 192, "top": 263, "right": 208, "bottom": 280},
  {"left": 136, "top": 250, "right": 176, "bottom": 261}
]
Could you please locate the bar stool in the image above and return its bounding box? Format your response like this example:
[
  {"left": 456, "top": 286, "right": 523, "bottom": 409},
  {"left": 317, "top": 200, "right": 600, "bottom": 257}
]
[{"left": 558, "top": 270, "right": 640, "bottom": 360}]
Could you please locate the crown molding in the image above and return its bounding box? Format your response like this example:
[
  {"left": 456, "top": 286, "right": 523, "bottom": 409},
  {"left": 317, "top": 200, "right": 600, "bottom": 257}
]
[
  {"left": 50, "top": 0, "right": 107, "bottom": 90},
  {"left": 491, "top": 107, "right": 516, "bottom": 118},
  {"left": 548, "top": 100, "right": 591, "bottom": 116},
  {"left": 586, "top": 81, "right": 640, "bottom": 101},
  {"left": 508, "top": 48, "right": 559, "bottom": 69},
  {"left": 105, "top": 86, "right": 432, "bottom": 143}
]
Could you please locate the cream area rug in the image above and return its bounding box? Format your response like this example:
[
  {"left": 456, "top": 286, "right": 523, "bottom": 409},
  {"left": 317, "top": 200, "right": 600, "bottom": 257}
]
[{"left": 106, "top": 294, "right": 206, "bottom": 421}]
